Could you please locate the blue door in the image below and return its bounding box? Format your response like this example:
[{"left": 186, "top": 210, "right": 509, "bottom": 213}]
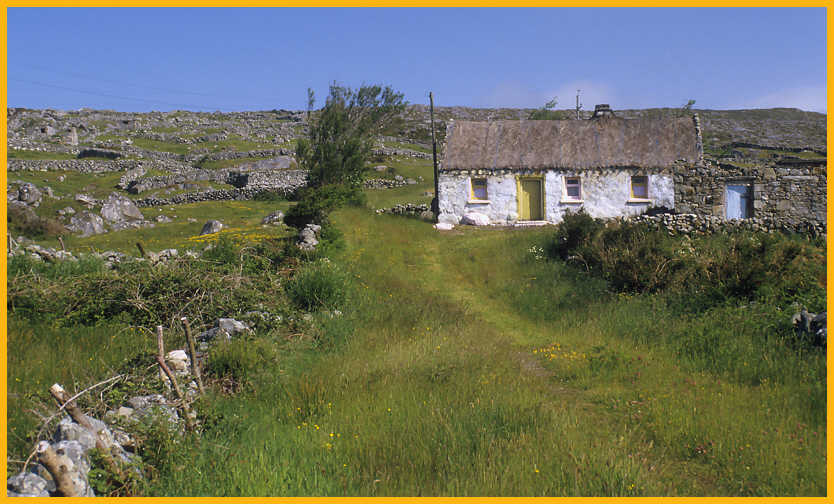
[{"left": 726, "top": 185, "right": 751, "bottom": 219}]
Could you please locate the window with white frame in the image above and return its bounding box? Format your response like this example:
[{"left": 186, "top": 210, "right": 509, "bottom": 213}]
[{"left": 564, "top": 176, "right": 582, "bottom": 201}]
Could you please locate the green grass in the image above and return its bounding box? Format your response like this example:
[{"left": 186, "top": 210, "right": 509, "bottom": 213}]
[
  {"left": 58, "top": 199, "right": 294, "bottom": 253},
  {"left": 383, "top": 140, "right": 432, "bottom": 154},
  {"left": 8, "top": 149, "right": 77, "bottom": 160},
  {"left": 363, "top": 157, "right": 434, "bottom": 209},
  {"left": 6, "top": 180, "right": 824, "bottom": 496}
]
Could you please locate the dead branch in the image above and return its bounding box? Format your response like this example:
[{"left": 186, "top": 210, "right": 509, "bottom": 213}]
[
  {"left": 155, "top": 355, "right": 195, "bottom": 431},
  {"left": 47, "top": 383, "right": 126, "bottom": 481},
  {"left": 37, "top": 441, "right": 78, "bottom": 497},
  {"left": 181, "top": 317, "right": 205, "bottom": 395}
]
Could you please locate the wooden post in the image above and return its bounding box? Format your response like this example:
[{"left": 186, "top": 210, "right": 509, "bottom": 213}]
[
  {"left": 58, "top": 236, "right": 66, "bottom": 252},
  {"left": 156, "top": 325, "right": 165, "bottom": 360},
  {"left": 181, "top": 317, "right": 205, "bottom": 395},
  {"left": 37, "top": 441, "right": 78, "bottom": 497},
  {"left": 430, "top": 91, "right": 439, "bottom": 221},
  {"left": 136, "top": 242, "right": 147, "bottom": 258},
  {"left": 155, "top": 355, "right": 194, "bottom": 431}
]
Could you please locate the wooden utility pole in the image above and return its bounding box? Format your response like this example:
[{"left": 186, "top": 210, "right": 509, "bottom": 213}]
[{"left": 430, "top": 92, "right": 439, "bottom": 220}]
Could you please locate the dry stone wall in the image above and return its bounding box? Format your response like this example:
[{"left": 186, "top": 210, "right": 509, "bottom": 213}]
[
  {"left": 676, "top": 159, "right": 827, "bottom": 232},
  {"left": 8, "top": 159, "right": 190, "bottom": 174}
]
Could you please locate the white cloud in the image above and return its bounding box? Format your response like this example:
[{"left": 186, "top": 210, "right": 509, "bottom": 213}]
[
  {"left": 743, "top": 85, "right": 827, "bottom": 112},
  {"left": 479, "top": 81, "right": 544, "bottom": 109}
]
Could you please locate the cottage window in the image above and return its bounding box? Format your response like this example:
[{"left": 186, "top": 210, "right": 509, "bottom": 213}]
[
  {"left": 564, "top": 176, "right": 582, "bottom": 201},
  {"left": 471, "top": 178, "right": 488, "bottom": 201},
  {"left": 630, "top": 175, "right": 649, "bottom": 200}
]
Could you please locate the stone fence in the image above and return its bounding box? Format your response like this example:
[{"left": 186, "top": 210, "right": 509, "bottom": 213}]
[
  {"left": 627, "top": 212, "right": 825, "bottom": 238},
  {"left": 8, "top": 159, "right": 190, "bottom": 174},
  {"left": 676, "top": 159, "right": 826, "bottom": 231}
]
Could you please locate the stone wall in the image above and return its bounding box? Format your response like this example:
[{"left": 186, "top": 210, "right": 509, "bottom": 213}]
[
  {"left": 675, "top": 159, "right": 827, "bottom": 231},
  {"left": 8, "top": 159, "right": 190, "bottom": 174}
]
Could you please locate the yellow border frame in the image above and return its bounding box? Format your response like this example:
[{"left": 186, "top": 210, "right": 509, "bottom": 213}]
[{"left": 1, "top": 6, "right": 830, "bottom": 504}]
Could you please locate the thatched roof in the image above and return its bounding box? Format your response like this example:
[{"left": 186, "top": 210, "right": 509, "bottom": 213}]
[{"left": 442, "top": 117, "right": 701, "bottom": 171}]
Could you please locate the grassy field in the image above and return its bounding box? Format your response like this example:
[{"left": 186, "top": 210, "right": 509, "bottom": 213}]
[{"left": 5, "top": 156, "right": 826, "bottom": 496}]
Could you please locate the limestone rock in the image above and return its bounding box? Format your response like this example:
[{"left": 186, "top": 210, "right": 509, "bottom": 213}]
[
  {"left": 74, "top": 193, "right": 97, "bottom": 208},
  {"left": 7, "top": 471, "right": 50, "bottom": 497},
  {"left": 261, "top": 210, "right": 285, "bottom": 225},
  {"left": 68, "top": 211, "right": 105, "bottom": 237},
  {"left": 200, "top": 220, "right": 223, "bottom": 235},
  {"left": 297, "top": 223, "right": 321, "bottom": 251},
  {"left": 100, "top": 192, "right": 144, "bottom": 223},
  {"left": 17, "top": 183, "right": 42, "bottom": 206},
  {"left": 165, "top": 349, "right": 190, "bottom": 373}
]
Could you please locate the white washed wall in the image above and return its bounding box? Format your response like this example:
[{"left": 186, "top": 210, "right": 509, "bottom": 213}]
[{"left": 438, "top": 171, "right": 674, "bottom": 225}]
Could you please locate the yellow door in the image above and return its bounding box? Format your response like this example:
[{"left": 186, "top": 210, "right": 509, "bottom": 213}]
[{"left": 519, "top": 179, "right": 543, "bottom": 220}]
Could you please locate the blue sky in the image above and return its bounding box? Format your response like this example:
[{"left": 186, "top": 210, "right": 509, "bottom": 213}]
[{"left": 7, "top": 8, "right": 827, "bottom": 113}]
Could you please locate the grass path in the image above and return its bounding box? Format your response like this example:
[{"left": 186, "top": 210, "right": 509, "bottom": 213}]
[
  {"left": 330, "top": 208, "right": 723, "bottom": 495},
  {"left": 144, "top": 205, "right": 823, "bottom": 496}
]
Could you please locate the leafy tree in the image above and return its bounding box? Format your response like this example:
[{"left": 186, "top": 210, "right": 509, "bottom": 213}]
[
  {"left": 296, "top": 83, "right": 406, "bottom": 189},
  {"left": 528, "top": 96, "right": 570, "bottom": 120}
]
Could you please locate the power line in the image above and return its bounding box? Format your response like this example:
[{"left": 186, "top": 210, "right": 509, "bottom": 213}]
[
  {"left": 14, "top": 62, "right": 217, "bottom": 98},
  {"left": 10, "top": 77, "right": 223, "bottom": 111}
]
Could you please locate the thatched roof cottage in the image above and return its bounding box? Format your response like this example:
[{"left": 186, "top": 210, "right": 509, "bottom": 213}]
[{"left": 437, "top": 109, "right": 703, "bottom": 225}]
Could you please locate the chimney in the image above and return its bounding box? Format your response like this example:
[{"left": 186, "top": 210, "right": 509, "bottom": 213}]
[{"left": 591, "top": 104, "right": 615, "bottom": 119}]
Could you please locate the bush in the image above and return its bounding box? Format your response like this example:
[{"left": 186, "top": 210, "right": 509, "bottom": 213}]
[
  {"left": 284, "top": 184, "right": 366, "bottom": 229},
  {"left": 547, "top": 214, "right": 825, "bottom": 310},
  {"left": 547, "top": 209, "right": 603, "bottom": 261},
  {"left": 8, "top": 205, "right": 66, "bottom": 239},
  {"left": 285, "top": 259, "right": 349, "bottom": 311}
]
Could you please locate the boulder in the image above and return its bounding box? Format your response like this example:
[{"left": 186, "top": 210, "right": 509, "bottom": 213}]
[
  {"left": 68, "top": 211, "right": 105, "bottom": 237},
  {"left": 261, "top": 210, "right": 285, "bottom": 225},
  {"left": 7, "top": 471, "right": 50, "bottom": 497},
  {"left": 297, "top": 223, "right": 321, "bottom": 251},
  {"left": 165, "top": 349, "right": 190, "bottom": 373},
  {"left": 461, "top": 212, "right": 491, "bottom": 226},
  {"left": 74, "top": 193, "right": 97, "bottom": 208},
  {"left": 200, "top": 220, "right": 223, "bottom": 235},
  {"left": 434, "top": 222, "right": 455, "bottom": 231},
  {"left": 197, "top": 318, "right": 251, "bottom": 348},
  {"left": 17, "top": 183, "right": 42, "bottom": 206},
  {"left": 100, "top": 192, "right": 144, "bottom": 223}
]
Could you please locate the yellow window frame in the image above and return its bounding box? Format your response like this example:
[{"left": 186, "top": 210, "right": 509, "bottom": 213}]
[
  {"left": 471, "top": 177, "right": 488, "bottom": 201},
  {"left": 630, "top": 175, "right": 649, "bottom": 199}
]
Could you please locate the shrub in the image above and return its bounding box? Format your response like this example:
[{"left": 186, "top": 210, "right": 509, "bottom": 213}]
[
  {"left": 547, "top": 215, "right": 825, "bottom": 310},
  {"left": 285, "top": 259, "right": 349, "bottom": 311},
  {"left": 202, "top": 235, "right": 241, "bottom": 265},
  {"left": 8, "top": 205, "right": 66, "bottom": 239},
  {"left": 284, "top": 184, "right": 366, "bottom": 229},
  {"left": 547, "top": 209, "right": 602, "bottom": 261}
]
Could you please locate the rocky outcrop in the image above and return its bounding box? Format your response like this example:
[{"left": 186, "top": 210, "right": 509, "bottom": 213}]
[{"left": 297, "top": 224, "right": 321, "bottom": 251}]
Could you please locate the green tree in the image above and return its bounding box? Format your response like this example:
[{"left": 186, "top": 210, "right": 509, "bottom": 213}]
[
  {"left": 296, "top": 83, "right": 406, "bottom": 189},
  {"left": 528, "top": 96, "right": 570, "bottom": 120}
]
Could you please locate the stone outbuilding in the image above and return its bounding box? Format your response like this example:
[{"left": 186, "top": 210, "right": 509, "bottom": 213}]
[{"left": 437, "top": 111, "right": 702, "bottom": 225}]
